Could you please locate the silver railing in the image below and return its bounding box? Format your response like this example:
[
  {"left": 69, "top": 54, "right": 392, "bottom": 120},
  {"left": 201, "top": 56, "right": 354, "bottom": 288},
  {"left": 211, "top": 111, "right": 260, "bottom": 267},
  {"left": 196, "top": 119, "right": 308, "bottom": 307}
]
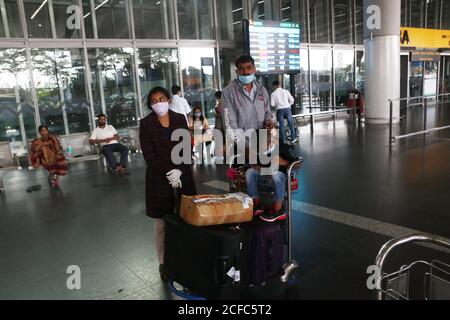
[
  {"left": 292, "top": 107, "right": 361, "bottom": 132},
  {"left": 388, "top": 93, "right": 450, "bottom": 146}
]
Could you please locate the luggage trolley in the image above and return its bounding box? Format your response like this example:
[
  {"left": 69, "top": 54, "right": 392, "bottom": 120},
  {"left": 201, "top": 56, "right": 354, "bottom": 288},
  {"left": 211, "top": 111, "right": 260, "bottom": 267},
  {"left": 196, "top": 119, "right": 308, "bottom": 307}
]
[
  {"left": 375, "top": 233, "right": 450, "bottom": 300},
  {"left": 227, "top": 154, "right": 303, "bottom": 285}
]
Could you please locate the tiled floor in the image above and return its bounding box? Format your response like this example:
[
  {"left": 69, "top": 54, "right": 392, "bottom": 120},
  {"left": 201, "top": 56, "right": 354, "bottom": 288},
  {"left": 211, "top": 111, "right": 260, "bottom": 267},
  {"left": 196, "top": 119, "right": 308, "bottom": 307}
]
[{"left": 0, "top": 105, "right": 449, "bottom": 300}]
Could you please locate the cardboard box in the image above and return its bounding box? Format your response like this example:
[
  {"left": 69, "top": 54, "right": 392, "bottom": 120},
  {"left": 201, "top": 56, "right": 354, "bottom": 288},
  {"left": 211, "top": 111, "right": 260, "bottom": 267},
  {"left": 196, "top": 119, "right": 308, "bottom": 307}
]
[{"left": 180, "top": 193, "right": 253, "bottom": 226}]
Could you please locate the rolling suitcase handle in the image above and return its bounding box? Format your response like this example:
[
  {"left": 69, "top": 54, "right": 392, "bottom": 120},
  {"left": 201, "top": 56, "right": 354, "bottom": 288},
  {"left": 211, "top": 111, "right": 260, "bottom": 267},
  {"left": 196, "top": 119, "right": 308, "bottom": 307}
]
[{"left": 215, "top": 257, "right": 231, "bottom": 287}]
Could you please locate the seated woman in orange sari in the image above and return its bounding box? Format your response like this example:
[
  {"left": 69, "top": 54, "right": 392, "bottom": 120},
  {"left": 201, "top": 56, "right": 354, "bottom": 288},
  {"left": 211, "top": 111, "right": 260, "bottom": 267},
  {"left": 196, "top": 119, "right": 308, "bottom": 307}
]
[{"left": 30, "top": 125, "right": 68, "bottom": 187}]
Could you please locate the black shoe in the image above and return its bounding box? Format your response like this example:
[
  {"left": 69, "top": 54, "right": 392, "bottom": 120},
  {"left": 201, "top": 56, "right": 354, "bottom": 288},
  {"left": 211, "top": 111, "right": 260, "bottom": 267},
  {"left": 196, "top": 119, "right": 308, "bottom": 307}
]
[
  {"left": 259, "top": 209, "right": 287, "bottom": 222},
  {"left": 159, "top": 264, "right": 169, "bottom": 282}
]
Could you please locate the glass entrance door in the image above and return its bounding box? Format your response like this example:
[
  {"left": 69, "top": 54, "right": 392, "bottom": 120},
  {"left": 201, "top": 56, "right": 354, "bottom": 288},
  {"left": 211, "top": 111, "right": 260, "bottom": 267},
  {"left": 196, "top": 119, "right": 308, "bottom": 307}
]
[
  {"left": 423, "top": 61, "right": 438, "bottom": 98},
  {"left": 439, "top": 56, "right": 450, "bottom": 100},
  {"left": 410, "top": 61, "right": 424, "bottom": 99},
  {"left": 409, "top": 60, "right": 439, "bottom": 102}
]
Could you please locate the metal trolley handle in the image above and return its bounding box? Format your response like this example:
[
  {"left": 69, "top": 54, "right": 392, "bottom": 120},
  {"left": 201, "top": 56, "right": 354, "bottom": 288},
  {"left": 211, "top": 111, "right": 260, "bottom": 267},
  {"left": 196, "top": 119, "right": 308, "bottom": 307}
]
[{"left": 375, "top": 233, "right": 450, "bottom": 300}]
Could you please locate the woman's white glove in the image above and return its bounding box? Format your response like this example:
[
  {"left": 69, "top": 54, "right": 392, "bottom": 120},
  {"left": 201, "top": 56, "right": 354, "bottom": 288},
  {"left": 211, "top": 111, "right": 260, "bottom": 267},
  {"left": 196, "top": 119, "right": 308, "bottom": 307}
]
[
  {"left": 166, "top": 169, "right": 182, "bottom": 188},
  {"left": 170, "top": 179, "right": 182, "bottom": 189}
]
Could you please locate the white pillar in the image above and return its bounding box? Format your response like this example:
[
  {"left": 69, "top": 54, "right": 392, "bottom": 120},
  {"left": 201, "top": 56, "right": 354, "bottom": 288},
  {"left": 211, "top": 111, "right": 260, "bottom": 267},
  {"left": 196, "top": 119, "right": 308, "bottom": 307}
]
[{"left": 364, "top": 0, "right": 401, "bottom": 124}]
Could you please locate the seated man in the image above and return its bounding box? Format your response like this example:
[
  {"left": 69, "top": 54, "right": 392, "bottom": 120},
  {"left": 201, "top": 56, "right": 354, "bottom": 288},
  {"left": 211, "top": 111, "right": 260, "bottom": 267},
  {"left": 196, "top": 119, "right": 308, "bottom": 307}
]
[
  {"left": 245, "top": 129, "right": 302, "bottom": 222},
  {"left": 89, "top": 114, "right": 129, "bottom": 175}
]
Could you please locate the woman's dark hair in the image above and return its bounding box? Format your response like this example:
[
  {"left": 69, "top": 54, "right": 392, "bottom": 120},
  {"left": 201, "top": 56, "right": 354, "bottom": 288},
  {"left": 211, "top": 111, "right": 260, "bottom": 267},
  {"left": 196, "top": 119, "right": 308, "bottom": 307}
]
[
  {"left": 192, "top": 107, "right": 205, "bottom": 123},
  {"left": 214, "top": 91, "right": 222, "bottom": 99},
  {"left": 235, "top": 54, "right": 255, "bottom": 67},
  {"left": 147, "top": 87, "right": 171, "bottom": 109},
  {"left": 38, "top": 125, "right": 48, "bottom": 132}
]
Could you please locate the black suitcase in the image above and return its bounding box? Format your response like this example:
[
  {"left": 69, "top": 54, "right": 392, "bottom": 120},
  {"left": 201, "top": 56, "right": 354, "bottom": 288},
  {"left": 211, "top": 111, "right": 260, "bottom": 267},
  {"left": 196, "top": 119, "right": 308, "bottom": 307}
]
[{"left": 164, "top": 214, "right": 248, "bottom": 300}]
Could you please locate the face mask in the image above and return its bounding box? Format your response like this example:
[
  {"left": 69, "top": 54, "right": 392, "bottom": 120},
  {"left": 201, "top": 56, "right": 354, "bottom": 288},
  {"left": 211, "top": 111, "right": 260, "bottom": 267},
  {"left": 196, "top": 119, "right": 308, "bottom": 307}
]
[
  {"left": 152, "top": 102, "right": 169, "bottom": 116},
  {"left": 238, "top": 74, "right": 255, "bottom": 85},
  {"left": 194, "top": 112, "right": 201, "bottom": 118}
]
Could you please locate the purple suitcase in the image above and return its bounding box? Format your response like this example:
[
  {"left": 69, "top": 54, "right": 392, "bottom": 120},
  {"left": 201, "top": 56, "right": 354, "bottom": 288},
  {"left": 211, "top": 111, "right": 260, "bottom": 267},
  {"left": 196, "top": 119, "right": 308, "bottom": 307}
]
[{"left": 241, "top": 220, "right": 285, "bottom": 286}]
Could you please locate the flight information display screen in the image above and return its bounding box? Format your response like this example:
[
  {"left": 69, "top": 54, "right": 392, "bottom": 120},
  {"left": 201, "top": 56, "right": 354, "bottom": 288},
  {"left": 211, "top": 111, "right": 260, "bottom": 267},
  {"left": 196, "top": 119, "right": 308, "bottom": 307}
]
[{"left": 245, "top": 20, "right": 301, "bottom": 74}]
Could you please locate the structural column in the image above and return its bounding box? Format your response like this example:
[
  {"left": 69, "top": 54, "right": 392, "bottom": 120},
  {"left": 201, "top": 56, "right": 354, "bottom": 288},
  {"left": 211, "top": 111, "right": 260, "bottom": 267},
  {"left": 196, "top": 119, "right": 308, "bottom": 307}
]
[{"left": 364, "top": 0, "right": 401, "bottom": 124}]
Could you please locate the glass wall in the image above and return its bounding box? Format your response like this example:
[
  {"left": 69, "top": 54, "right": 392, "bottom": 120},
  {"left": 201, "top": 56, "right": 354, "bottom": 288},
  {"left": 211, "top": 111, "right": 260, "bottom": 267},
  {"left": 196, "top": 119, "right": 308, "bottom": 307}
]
[
  {"left": 180, "top": 47, "right": 217, "bottom": 121},
  {"left": 53, "top": 0, "right": 82, "bottom": 39},
  {"left": 2, "top": 0, "right": 449, "bottom": 152},
  {"left": 410, "top": 61, "right": 424, "bottom": 98},
  {"left": 283, "top": 0, "right": 309, "bottom": 43},
  {"left": 355, "top": 0, "right": 363, "bottom": 44},
  {"left": 87, "top": 0, "right": 132, "bottom": 39},
  {"left": 137, "top": 48, "right": 179, "bottom": 116},
  {"left": 217, "top": 0, "right": 244, "bottom": 41},
  {"left": 177, "top": 0, "right": 214, "bottom": 39},
  {"left": 401, "top": 0, "right": 448, "bottom": 29},
  {"left": 333, "top": 0, "right": 353, "bottom": 44},
  {"left": 310, "top": 49, "right": 332, "bottom": 109},
  {"left": 23, "top": 0, "right": 53, "bottom": 38},
  {"left": 423, "top": 61, "right": 438, "bottom": 97},
  {"left": 293, "top": 49, "right": 310, "bottom": 111},
  {"left": 334, "top": 50, "right": 355, "bottom": 106},
  {"left": 443, "top": 0, "right": 450, "bottom": 30},
  {"left": 425, "top": 0, "right": 440, "bottom": 29},
  {"left": 219, "top": 47, "right": 244, "bottom": 88},
  {"left": 133, "top": 0, "right": 176, "bottom": 39},
  {"left": 309, "top": 0, "right": 332, "bottom": 44},
  {"left": 88, "top": 48, "right": 138, "bottom": 129},
  {"left": 440, "top": 57, "right": 450, "bottom": 98},
  {"left": 31, "top": 48, "right": 90, "bottom": 136},
  {"left": 253, "top": 0, "right": 267, "bottom": 20},
  {"left": 0, "top": 0, "right": 23, "bottom": 38},
  {"left": 0, "top": 48, "right": 35, "bottom": 147},
  {"left": 405, "top": 0, "right": 426, "bottom": 28},
  {"left": 355, "top": 51, "right": 365, "bottom": 94},
  {"left": 82, "top": 0, "right": 95, "bottom": 38}
]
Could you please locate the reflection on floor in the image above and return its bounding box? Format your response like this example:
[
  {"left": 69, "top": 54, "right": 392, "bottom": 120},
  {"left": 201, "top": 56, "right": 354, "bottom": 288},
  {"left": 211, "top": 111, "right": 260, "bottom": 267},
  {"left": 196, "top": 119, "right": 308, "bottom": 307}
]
[{"left": 0, "top": 114, "right": 449, "bottom": 300}]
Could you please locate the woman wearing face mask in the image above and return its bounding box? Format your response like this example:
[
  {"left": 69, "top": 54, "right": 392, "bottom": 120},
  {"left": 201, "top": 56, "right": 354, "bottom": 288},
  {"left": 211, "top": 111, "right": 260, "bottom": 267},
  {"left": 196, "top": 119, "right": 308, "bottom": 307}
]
[
  {"left": 188, "top": 106, "right": 210, "bottom": 135},
  {"left": 139, "top": 86, "right": 197, "bottom": 281},
  {"left": 189, "top": 107, "right": 211, "bottom": 159}
]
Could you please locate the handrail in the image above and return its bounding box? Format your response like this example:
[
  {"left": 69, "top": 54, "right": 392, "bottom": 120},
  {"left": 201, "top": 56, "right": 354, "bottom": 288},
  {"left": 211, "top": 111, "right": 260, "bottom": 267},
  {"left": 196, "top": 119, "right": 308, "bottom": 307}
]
[
  {"left": 293, "top": 107, "right": 361, "bottom": 132},
  {"left": 375, "top": 233, "right": 450, "bottom": 300},
  {"left": 388, "top": 93, "right": 450, "bottom": 146},
  {"left": 292, "top": 107, "right": 358, "bottom": 119},
  {"left": 388, "top": 93, "right": 450, "bottom": 103}
]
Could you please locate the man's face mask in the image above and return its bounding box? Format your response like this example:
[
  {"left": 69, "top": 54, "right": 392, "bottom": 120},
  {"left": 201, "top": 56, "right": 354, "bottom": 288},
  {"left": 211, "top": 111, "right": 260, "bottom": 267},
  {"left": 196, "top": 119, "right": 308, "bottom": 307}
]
[
  {"left": 238, "top": 74, "right": 255, "bottom": 85},
  {"left": 236, "top": 62, "right": 256, "bottom": 85}
]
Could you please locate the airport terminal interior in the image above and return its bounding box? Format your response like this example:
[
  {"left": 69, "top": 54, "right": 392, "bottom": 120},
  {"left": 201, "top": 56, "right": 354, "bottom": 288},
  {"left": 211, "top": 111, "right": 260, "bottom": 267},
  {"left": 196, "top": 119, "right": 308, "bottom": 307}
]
[{"left": 0, "top": 0, "right": 450, "bottom": 300}]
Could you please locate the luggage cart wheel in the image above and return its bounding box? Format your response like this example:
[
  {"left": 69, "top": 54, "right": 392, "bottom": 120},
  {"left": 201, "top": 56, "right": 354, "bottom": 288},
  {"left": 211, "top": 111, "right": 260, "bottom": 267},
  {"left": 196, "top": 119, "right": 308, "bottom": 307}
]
[{"left": 280, "top": 260, "right": 299, "bottom": 286}]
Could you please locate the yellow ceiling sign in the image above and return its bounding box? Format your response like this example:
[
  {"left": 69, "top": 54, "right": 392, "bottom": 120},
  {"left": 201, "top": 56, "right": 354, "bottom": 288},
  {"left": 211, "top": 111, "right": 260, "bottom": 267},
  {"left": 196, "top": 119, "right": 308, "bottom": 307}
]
[{"left": 400, "top": 27, "right": 450, "bottom": 49}]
